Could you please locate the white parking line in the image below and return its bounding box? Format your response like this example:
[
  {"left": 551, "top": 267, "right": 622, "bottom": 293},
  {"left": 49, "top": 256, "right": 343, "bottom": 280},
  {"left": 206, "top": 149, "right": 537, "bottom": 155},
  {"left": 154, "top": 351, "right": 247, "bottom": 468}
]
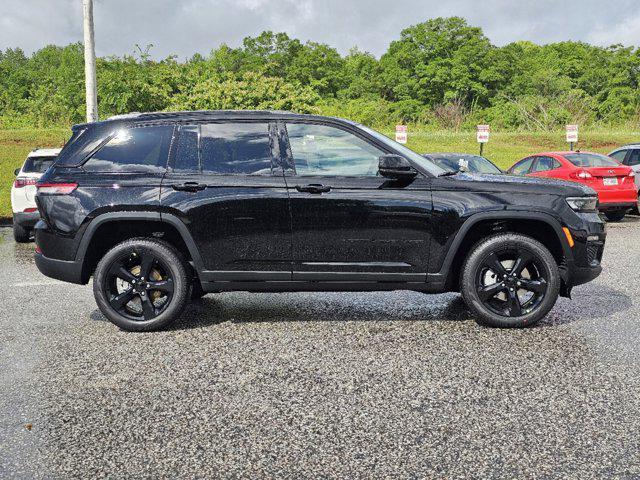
[{"left": 9, "top": 281, "right": 67, "bottom": 287}]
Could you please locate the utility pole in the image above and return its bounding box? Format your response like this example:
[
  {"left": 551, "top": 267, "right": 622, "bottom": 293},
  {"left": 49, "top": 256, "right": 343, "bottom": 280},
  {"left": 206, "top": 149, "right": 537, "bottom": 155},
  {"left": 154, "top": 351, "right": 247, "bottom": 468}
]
[{"left": 82, "top": 0, "right": 98, "bottom": 122}]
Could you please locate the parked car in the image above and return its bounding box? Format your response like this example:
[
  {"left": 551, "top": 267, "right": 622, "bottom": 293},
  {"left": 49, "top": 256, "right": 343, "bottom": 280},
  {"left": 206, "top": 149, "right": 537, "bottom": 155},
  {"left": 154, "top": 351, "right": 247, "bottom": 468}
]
[
  {"left": 423, "top": 153, "right": 503, "bottom": 174},
  {"left": 10, "top": 148, "right": 60, "bottom": 242},
  {"left": 608, "top": 144, "right": 640, "bottom": 211},
  {"left": 34, "top": 111, "right": 605, "bottom": 331},
  {"left": 508, "top": 151, "right": 637, "bottom": 222}
]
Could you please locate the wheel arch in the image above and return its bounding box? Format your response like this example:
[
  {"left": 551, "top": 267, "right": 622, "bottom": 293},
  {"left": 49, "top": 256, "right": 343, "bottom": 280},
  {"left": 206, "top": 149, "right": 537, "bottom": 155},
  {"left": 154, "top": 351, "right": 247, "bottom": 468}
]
[
  {"left": 431, "top": 211, "right": 571, "bottom": 292},
  {"left": 76, "top": 212, "right": 204, "bottom": 283}
]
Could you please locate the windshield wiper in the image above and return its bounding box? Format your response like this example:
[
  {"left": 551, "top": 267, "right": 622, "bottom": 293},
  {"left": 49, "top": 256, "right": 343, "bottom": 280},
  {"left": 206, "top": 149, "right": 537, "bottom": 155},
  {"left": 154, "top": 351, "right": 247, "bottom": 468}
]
[{"left": 438, "top": 170, "right": 461, "bottom": 177}]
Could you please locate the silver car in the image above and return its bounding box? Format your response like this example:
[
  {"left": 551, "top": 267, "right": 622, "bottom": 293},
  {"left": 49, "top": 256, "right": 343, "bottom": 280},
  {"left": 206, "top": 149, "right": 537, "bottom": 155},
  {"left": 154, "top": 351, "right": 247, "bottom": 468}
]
[{"left": 609, "top": 145, "right": 640, "bottom": 210}]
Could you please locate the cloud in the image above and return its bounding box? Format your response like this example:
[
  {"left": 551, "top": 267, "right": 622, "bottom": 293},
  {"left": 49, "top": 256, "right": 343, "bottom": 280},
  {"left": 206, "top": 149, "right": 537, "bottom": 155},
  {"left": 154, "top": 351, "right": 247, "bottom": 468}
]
[{"left": 0, "top": 0, "right": 638, "bottom": 60}]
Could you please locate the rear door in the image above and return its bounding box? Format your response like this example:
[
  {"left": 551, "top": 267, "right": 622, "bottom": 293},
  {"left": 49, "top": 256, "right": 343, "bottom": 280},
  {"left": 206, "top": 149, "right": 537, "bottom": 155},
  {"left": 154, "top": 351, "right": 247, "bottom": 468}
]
[
  {"left": 161, "top": 121, "right": 291, "bottom": 280},
  {"left": 279, "top": 121, "right": 433, "bottom": 282}
]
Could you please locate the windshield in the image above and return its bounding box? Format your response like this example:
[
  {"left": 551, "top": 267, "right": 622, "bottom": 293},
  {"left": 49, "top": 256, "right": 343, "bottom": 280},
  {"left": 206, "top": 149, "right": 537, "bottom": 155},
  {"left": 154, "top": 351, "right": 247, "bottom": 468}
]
[
  {"left": 565, "top": 153, "right": 619, "bottom": 168},
  {"left": 431, "top": 154, "right": 502, "bottom": 174},
  {"left": 359, "top": 125, "right": 446, "bottom": 176},
  {"left": 22, "top": 155, "right": 57, "bottom": 173}
]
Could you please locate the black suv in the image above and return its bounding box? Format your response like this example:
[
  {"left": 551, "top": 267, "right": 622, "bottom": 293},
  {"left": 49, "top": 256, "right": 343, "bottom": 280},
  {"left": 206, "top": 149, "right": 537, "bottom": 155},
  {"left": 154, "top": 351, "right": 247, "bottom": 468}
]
[{"left": 34, "top": 111, "right": 605, "bottom": 331}]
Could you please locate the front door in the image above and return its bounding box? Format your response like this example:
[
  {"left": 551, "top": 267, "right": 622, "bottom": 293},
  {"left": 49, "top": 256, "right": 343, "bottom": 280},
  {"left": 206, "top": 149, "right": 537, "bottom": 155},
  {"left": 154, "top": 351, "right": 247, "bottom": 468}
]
[
  {"left": 279, "top": 121, "right": 433, "bottom": 282},
  {"left": 161, "top": 121, "right": 291, "bottom": 281}
]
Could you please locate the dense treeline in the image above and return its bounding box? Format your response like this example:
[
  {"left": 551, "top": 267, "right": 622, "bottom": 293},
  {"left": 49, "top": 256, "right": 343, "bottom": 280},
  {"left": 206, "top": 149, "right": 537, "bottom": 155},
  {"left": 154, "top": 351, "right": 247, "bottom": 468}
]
[{"left": 1, "top": 17, "right": 640, "bottom": 130}]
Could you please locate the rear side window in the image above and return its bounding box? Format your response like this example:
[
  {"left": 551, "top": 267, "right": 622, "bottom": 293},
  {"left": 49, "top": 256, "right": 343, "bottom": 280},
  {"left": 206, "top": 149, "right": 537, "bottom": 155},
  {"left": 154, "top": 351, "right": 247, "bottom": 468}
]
[
  {"left": 532, "top": 156, "right": 560, "bottom": 173},
  {"left": 565, "top": 153, "right": 619, "bottom": 168},
  {"left": 84, "top": 125, "right": 173, "bottom": 173},
  {"left": 609, "top": 150, "right": 627, "bottom": 162},
  {"left": 22, "top": 156, "right": 57, "bottom": 173},
  {"left": 510, "top": 157, "right": 534, "bottom": 175},
  {"left": 625, "top": 150, "right": 640, "bottom": 167},
  {"left": 171, "top": 123, "right": 274, "bottom": 175},
  {"left": 200, "top": 123, "right": 273, "bottom": 174}
]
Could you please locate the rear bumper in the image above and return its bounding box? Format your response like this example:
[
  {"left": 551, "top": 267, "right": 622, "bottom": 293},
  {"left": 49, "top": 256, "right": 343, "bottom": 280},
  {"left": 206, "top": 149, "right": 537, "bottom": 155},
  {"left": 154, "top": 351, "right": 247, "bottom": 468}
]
[
  {"left": 13, "top": 211, "right": 40, "bottom": 229},
  {"left": 34, "top": 252, "right": 85, "bottom": 284},
  {"left": 598, "top": 201, "right": 637, "bottom": 211}
]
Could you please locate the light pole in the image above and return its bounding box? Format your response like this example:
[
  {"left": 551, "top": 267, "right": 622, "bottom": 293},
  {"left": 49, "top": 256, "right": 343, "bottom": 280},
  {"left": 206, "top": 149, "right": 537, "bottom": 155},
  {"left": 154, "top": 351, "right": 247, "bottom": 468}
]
[{"left": 82, "top": 0, "right": 98, "bottom": 122}]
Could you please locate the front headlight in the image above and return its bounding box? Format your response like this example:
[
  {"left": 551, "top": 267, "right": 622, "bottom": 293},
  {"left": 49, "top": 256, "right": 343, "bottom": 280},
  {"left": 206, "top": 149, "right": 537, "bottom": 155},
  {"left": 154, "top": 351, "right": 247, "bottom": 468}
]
[{"left": 566, "top": 196, "right": 598, "bottom": 212}]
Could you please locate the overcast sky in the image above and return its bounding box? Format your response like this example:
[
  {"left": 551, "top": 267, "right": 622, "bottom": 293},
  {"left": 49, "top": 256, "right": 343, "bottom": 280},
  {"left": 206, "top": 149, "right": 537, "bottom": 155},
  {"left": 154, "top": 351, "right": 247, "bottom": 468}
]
[{"left": 1, "top": 0, "right": 639, "bottom": 59}]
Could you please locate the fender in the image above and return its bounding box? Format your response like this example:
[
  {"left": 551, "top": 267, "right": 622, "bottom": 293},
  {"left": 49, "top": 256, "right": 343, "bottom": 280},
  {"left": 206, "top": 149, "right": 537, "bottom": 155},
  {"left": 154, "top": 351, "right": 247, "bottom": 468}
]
[
  {"left": 75, "top": 211, "right": 205, "bottom": 275},
  {"left": 427, "top": 210, "right": 572, "bottom": 288}
]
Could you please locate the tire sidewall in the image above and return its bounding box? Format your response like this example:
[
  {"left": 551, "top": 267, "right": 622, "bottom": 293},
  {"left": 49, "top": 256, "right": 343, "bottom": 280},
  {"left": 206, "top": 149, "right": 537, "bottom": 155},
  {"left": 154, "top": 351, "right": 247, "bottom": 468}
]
[
  {"left": 461, "top": 234, "right": 561, "bottom": 328},
  {"left": 93, "top": 238, "right": 189, "bottom": 331}
]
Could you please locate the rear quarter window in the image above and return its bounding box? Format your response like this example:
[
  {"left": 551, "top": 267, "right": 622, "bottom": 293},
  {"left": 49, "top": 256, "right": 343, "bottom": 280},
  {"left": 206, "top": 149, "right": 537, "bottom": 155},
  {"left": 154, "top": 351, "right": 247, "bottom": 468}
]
[{"left": 83, "top": 125, "right": 174, "bottom": 173}]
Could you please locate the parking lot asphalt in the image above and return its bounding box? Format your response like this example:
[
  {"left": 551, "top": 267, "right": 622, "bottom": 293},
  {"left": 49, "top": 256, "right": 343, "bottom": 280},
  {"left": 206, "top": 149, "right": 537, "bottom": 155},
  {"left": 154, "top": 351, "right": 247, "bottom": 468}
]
[{"left": 1, "top": 220, "right": 639, "bottom": 479}]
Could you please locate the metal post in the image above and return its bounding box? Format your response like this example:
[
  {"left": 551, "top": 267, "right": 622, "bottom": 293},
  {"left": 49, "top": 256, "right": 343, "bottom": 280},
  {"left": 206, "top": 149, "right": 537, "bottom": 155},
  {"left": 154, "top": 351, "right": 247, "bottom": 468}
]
[
  {"left": 82, "top": 0, "right": 98, "bottom": 122},
  {"left": 480, "top": 143, "right": 484, "bottom": 157},
  {"left": 569, "top": 142, "right": 574, "bottom": 151}
]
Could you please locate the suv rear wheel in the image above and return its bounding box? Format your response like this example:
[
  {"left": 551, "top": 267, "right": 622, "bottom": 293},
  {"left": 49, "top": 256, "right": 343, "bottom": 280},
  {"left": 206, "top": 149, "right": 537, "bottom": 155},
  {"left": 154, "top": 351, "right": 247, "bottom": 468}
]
[
  {"left": 460, "top": 233, "right": 560, "bottom": 328},
  {"left": 13, "top": 223, "right": 30, "bottom": 243},
  {"left": 93, "top": 238, "right": 190, "bottom": 331}
]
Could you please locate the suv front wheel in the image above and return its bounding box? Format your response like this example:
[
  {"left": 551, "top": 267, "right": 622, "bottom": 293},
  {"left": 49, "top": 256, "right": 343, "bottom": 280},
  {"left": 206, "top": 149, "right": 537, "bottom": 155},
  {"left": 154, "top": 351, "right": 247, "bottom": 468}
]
[
  {"left": 461, "top": 233, "right": 560, "bottom": 328},
  {"left": 93, "top": 238, "right": 190, "bottom": 331}
]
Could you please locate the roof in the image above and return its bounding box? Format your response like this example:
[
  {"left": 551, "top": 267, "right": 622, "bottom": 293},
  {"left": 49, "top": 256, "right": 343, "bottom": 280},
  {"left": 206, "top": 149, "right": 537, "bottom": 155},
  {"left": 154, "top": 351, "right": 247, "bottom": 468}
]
[
  {"left": 28, "top": 148, "right": 62, "bottom": 157},
  {"left": 612, "top": 143, "right": 640, "bottom": 150},
  {"left": 73, "top": 110, "right": 357, "bottom": 129}
]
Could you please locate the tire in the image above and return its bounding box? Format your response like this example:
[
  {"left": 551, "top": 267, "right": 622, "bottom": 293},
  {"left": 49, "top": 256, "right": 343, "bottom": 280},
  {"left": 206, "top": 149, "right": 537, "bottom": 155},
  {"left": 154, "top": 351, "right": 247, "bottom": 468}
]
[
  {"left": 460, "top": 233, "right": 560, "bottom": 328},
  {"left": 604, "top": 209, "right": 627, "bottom": 222},
  {"left": 93, "top": 238, "right": 190, "bottom": 331},
  {"left": 13, "top": 223, "right": 30, "bottom": 243}
]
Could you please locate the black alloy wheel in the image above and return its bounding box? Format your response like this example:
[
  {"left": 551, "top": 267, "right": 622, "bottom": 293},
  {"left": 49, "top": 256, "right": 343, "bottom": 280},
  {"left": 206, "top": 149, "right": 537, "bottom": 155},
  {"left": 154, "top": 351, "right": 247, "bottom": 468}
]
[
  {"left": 93, "top": 238, "right": 190, "bottom": 331},
  {"left": 461, "top": 233, "right": 560, "bottom": 328}
]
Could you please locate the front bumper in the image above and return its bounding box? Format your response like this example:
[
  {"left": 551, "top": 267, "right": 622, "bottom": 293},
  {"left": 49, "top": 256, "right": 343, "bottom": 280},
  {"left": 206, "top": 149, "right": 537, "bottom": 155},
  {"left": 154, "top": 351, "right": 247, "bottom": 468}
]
[
  {"left": 13, "top": 211, "right": 41, "bottom": 229},
  {"left": 563, "top": 213, "right": 606, "bottom": 289}
]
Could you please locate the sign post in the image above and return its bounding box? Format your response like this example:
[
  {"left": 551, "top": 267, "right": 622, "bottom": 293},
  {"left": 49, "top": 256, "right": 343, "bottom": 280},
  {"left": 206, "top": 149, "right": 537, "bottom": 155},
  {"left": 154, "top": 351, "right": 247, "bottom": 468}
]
[
  {"left": 566, "top": 125, "right": 578, "bottom": 151},
  {"left": 477, "top": 125, "right": 489, "bottom": 156},
  {"left": 395, "top": 125, "right": 407, "bottom": 144}
]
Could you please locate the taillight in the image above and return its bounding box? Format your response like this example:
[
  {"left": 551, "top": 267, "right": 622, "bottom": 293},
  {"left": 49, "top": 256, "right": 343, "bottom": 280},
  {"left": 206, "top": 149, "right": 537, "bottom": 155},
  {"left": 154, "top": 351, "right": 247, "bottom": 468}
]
[
  {"left": 36, "top": 183, "right": 78, "bottom": 195},
  {"left": 571, "top": 170, "right": 593, "bottom": 180},
  {"left": 23, "top": 207, "right": 38, "bottom": 213},
  {"left": 13, "top": 177, "right": 38, "bottom": 188}
]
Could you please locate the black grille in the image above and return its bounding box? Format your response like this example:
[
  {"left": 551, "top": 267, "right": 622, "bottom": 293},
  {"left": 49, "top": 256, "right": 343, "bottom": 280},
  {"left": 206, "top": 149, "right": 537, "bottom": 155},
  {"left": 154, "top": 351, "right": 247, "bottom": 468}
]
[{"left": 586, "top": 243, "right": 603, "bottom": 266}]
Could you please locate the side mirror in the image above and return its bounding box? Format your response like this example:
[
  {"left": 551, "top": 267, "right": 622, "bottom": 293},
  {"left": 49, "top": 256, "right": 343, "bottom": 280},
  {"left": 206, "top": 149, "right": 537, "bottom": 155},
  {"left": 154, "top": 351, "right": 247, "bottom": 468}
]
[
  {"left": 378, "top": 154, "right": 417, "bottom": 180},
  {"left": 14, "top": 168, "right": 20, "bottom": 176}
]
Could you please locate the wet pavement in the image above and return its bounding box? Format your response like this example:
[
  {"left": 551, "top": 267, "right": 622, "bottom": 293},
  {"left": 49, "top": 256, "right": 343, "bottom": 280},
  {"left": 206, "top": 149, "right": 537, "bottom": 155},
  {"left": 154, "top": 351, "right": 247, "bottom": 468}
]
[{"left": 1, "top": 219, "right": 639, "bottom": 478}]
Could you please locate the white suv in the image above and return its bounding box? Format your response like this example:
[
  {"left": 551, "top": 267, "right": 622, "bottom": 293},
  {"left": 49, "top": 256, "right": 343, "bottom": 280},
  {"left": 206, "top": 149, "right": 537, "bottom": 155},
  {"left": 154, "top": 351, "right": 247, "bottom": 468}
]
[{"left": 11, "top": 148, "right": 60, "bottom": 242}]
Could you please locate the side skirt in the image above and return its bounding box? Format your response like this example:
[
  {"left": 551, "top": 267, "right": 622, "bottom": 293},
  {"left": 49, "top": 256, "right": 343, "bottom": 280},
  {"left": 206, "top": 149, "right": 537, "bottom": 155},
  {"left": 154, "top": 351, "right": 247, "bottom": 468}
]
[{"left": 201, "top": 281, "right": 446, "bottom": 294}]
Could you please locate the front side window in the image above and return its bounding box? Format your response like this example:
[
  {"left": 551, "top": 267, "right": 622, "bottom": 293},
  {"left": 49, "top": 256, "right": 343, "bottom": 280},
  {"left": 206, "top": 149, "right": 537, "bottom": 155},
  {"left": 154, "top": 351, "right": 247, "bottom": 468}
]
[
  {"left": 84, "top": 125, "right": 173, "bottom": 173},
  {"left": 511, "top": 157, "right": 534, "bottom": 175},
  {"left": 287, "top": 123, "right": 385, "bottom": 177}
]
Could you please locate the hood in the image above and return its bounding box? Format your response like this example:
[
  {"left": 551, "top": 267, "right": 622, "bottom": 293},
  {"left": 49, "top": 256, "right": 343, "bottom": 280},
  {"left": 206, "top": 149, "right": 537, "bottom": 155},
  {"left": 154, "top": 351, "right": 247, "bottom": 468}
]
[{"left": 443, "top": 172, "right": 596, "bottom": 197}]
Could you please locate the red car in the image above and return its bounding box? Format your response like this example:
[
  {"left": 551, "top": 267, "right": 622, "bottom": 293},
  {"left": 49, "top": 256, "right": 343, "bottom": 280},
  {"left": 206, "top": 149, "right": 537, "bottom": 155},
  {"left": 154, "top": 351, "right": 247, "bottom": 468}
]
[{"left": 508, "top": 151, "right": 637, "bottom": 221}]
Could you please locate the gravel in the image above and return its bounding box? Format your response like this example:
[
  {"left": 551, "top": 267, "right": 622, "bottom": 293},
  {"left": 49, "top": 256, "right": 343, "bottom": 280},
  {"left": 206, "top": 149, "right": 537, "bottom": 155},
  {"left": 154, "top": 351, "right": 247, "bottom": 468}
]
[{"left": 1, "top": 219, "right": 639, "bottom": 479}]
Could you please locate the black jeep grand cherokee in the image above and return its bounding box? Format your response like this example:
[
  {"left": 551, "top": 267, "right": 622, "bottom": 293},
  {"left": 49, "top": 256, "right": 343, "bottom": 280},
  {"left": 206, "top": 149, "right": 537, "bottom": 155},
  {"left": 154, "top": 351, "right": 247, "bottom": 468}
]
[{"left": 34, "top": 111, "right": 605, "bottom": 331}]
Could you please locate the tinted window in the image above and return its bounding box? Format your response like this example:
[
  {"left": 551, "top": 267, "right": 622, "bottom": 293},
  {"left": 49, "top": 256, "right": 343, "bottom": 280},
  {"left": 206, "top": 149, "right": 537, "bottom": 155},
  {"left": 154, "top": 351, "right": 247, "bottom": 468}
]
[
  {"left": 200, "top": 123, "right": 272, "bottom": 175},
  {"left": 625, "top": 150, "right": 640, "bottom": 167},
  {"left": 511, "top": 157, "right": 534, "bottom": 175},
  {"left": 22, "top": 155, "right": 57, "bottom": 173},
  {"left": 565, "top": 153, "right": 619, "bottom": 168},
  {"left": 287, "top": 123, "right": 385, "bottom": 176},
  {"left": 173, "top": 125, "right": 199, "bottom": 172},
  {"left": 84, "top": 125, "right": 173, "bottom": 172},
  {"left": 532, "top": 156, "right": 559, "bottom": 173},
  {"left": 609, "top": 150, "right": 627, "bottom": 162}
]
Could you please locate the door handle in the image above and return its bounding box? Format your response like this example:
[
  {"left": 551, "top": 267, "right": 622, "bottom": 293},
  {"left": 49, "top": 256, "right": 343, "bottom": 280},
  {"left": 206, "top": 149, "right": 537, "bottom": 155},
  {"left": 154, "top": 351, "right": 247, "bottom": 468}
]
[
  {"left": 295, "top": 184, "right": 331, "bottom": 194},
  {"left": 172, "top": 182, "right": 206, "bottom": 192}
]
